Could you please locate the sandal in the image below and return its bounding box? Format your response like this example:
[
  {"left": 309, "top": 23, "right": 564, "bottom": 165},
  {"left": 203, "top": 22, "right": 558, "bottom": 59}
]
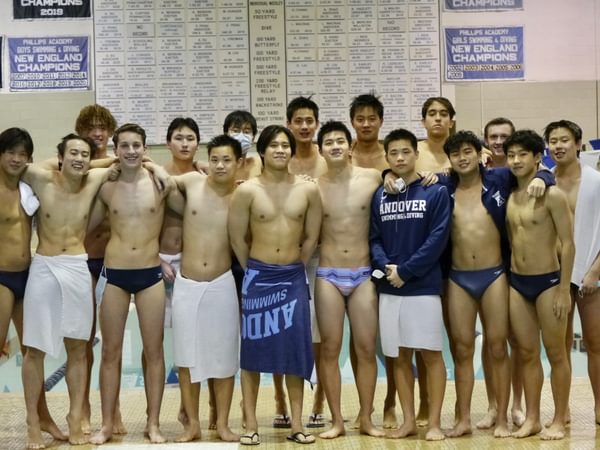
[
  {"left": 272, "top": 414, "right": 291, "bottom": 428},
  {"left": 240, "top": 432, "right": 260, "bottom": 445},
  {"left": 306, "top": 413, "right": 326, "bottom": 428},
  {"left": 286, "top": 431, "right": 315, "bottom": 444}
]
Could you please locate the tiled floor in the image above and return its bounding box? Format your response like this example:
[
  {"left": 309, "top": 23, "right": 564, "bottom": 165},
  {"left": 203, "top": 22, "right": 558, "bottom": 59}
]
[{"left": 1, "top": 379, "right": 598, "bottom": 449}]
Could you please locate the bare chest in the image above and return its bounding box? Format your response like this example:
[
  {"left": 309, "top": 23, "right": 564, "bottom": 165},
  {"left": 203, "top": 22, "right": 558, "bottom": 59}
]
[
  {"left": 321, "top": 181, "right": 371, "bottom": 222},
  {"left": 352, "top": 152, "right": 388, "bottom": 171},
  {"left": 453, "top": 188, "right": 493, "bottom": 228},
  {"left": 0, "top": 188, "right": 24, "bottom": 225},
  {"left": 416, "top": 151, "right": 450, "bottom": 173},
  {"left": 507, "top": 193, "right": 549, "bottom": 230},
  {"left": 251, "top": 186, "right": 307, "bottom": 223},
  {"left": 185, "top": 189, "right": 230, "bottom": 228},
  {"left": 106, "top": 178, "right": 161, "bottom": 219}
]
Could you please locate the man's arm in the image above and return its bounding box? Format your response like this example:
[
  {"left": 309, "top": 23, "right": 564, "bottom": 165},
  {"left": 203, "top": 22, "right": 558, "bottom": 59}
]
[
  {"left": 166, "top": 174, "right": 188, "bottom": 216},
  {"left": 368, "top": 188, "right": 391, "bottom": 270},
  {"left": 228, "top": 184, "right": 252, "bottom": 269},
  {"left": 21, "top": 163, "right": 54, "bottom": 189},
  {"left": 548, "top": 187, "right": 575, "bottom": 320},
  {"left": 496, "top": 166, "right": 555, "bottom": 197},
  {"left": 397, "top": 186, "right": 451, "bottom": 281},
  {"left": 87, "top": 189, "right": 108, "bottom": 232},
  {"left": 382, "top": 169, "right": 444, "bottom": 193},
  {"left": 143, "top": 162, "right": 174, "bottom": 195},
  {"left": 299, "top": 183, "right": 322, "bottom": 266},
  {"left": 90, "top": 157, "right": 119, "bottom": 169}
]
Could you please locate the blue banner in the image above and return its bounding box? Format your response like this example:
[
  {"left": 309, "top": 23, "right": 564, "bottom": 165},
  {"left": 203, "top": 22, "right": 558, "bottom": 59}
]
[
  {"left": 445, "top": 27, "right": 524, "bottom": 81},
  {"left": 444, "top": 0, "right": 523, "bottom": 11},
  {"left": 8, "top": 36, "right": 89, "bottom": 91}
]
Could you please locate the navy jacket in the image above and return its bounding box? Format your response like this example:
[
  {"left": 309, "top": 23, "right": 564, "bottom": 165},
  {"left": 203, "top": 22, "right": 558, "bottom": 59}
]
[{"left": 369, "top": 180, "right": 451, "bottom": 296}]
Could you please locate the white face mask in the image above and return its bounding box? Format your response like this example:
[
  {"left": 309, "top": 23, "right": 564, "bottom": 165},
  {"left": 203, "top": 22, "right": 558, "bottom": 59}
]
[{"left": 230, "top": 132, "right": 253, "bottom": 154}]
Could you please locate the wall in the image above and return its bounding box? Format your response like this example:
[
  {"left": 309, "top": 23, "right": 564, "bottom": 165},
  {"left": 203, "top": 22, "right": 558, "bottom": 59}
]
[
  {"left": 2, "top": 1, "right": 600, "bottom": 159},
  {"left": 0, "top": 2, "right": 96, "bottom": 159},
  {"left": 444, "top": 0, "right": 600, "bottom": 143}
]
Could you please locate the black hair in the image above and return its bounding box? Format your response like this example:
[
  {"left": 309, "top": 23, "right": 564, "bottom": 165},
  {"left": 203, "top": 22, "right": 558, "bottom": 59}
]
[
  {"left": 286, "top": 96, "right": 319, "bottom": 123},
  {"left": 317, "top": 121, "right": 352, "bottom": 149},
  {"left": 543, "top": 120, "right": 582, "bottom": 143},
  {"left": 383, "top": 128, "right": 418, "bottom": 153},
  {"left": 207, "top": 134, "right": 242, "bottom": 160},
  {"left": 443, "top": 130, "right": 482, "bottom": 156},
  {"left": 256, "top": 125, "right": 296, "bottom": 162},
  {"left": 0, "top": 127, "right": 34, "bottom": 158},
  {"left": 167, "top": 117, "right": 200, "bottom": 142},
  {"left": 223, "top": 110, "right": 258, "bottom": 137},
  {"left": 350, "top": 92, "right": 384, "bottom": 121},
  {"left": 57, "top": 133, "right": 97, "bottom": 160},
  {"left": 503, "top": 129, "right": 545, "bottom": 156}
]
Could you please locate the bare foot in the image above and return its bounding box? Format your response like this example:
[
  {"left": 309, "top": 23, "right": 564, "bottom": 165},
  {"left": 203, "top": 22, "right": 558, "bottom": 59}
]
[
  {"left": 545, "top": 414, "right": 571, "bottom": 427},
  {"left": 476, "top": 409, "right": 496, "bottom": 429},
  {"left": 319, "top": 423, "right": 345, "bottom": 439},
  {"left": 90, "top": 426, "right": 112, "bottom": 445},
  {"left": 27, "top": 424, "right": 46, "bottom": 449},
  {"left": 426, "top": 426, "right": 445, "bottom": 441},
  {"left": 387, "top": 421, "right": 417, "bottom": 439},
  {"left": 146, "top": 424, "right": 166, "bottom": 444},
  {"left": 80, "top": 417, "right": 91, "bottom": 435},
  {"left": 360, "top": 418, "right": 385, "bottom": 438},
  {"left": 67, "top": 414, "right": 88, "bottom": 445},
  {"left": 178, "top": 408, "right": 189, "bottom": 427},
  {"left": 208, "top": 405, "right": 217, "bottom": 430},
  {"left": 416, "top": 403, "right": 428, "bottom": 427},
  {"left": 493, "top": 423, "right": 511, "bottom": 438},
  {"left": 39, "top": 419, "right": 68, "bottom": 441},
  {"left": 416, "top": 417, "right": 429, "bottom": 428},
  {"left": 217, "top": 425, "right": 240, "bottom": 442},
  {"left": 112, "top": 411, "right": 127, "bottom": 435},
  {"left": 540, "top": 423, "right": 565, "bottom": 440},
  {"left": 512, "top": 419, "right": 542, "bottom": 438},
  {"left": 511, "top": 408, "right": 525, "bottom": 427},
  {"left": 446, "top": 420, "right": 472, "bottom": 438},
  {"left": 176, "top": 420, "right": 201, "bottom": 442},
  {"left": 383, "top": 405, "right": 398, "bottom": 429},
  {"left": 81, "top": 402, "right": 91, "bottom": 435}
]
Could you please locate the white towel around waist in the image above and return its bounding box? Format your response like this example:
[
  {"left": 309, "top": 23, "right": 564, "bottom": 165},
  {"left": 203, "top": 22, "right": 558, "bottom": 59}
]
[
  {"left": 172, "top": 270, "right": 240, "bottom": 383},
  {"left": 23, "top": 253, "right": 93, "bottom": 358}
]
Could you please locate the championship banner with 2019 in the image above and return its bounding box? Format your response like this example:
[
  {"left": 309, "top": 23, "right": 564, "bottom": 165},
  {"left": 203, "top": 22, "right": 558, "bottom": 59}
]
[{"left": 13, "top": 0, "right": 91, "bottom": 20}]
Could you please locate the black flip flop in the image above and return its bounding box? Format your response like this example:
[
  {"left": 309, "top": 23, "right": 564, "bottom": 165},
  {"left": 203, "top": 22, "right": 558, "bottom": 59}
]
[{"left": 286, "top": 431, "right": 315, "bottom": 444}]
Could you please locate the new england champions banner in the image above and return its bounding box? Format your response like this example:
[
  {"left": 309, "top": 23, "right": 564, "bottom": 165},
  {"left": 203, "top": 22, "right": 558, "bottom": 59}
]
[
  {"left": 13, "top": 0, "right": 91, "bottom": 19},
  {"left": 445, "top": 26, "right": 524, "bottom": 81},
  {"left": 9, "top": 36, "right": 90, "bottom": 91}
]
